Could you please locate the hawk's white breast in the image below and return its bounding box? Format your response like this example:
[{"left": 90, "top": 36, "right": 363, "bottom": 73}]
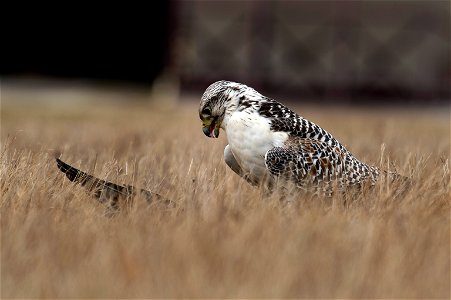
[{"left": 223, "top": 110, "right": 289, "bottom": 179}]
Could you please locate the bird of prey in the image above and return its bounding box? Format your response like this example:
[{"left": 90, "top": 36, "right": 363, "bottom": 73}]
[
  {"left": 56, "top": 80, "right": 402, "bottom": 208},
  {"left": 199, "top": 80, "right": 401, "bottom": 195}
]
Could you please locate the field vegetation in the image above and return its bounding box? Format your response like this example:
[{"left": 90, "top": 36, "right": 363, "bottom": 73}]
[{"left": 1, "top": 91, "right": 449, "bottom": 298}]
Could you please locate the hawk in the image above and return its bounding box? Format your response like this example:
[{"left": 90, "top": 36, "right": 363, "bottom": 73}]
[
  {"left": 199, "top": 80, "right": 400, "bottom": 195},
  {"left": 56, "top": 80, "right": 402, "bottom": 208}
]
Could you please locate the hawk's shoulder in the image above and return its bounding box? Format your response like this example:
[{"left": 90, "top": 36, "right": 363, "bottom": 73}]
[{"left": 257, "top": 99, "right": 338, "bottom": 149}]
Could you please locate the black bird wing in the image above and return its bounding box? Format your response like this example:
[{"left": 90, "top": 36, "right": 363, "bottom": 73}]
[{"left": 56, "top": 158, "right": 172, "bottom": 209}]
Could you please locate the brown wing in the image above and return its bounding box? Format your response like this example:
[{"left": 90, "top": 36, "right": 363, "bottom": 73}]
[{"left": 56, "top": 158, "right": 172, "bottom": 209}]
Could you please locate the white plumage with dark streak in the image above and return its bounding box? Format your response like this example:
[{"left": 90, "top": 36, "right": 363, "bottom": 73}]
[{"left": 199, "top": 80, "right": 393, "bottom": 195}]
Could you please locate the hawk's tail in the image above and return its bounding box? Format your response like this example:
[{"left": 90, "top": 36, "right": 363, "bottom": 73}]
[{"left": 56, "top": 158, "right": 173, "bottom": 210}]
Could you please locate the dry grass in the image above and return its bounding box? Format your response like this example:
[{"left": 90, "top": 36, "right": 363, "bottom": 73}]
[{"left": 1, "top": 94, "right": 450, "bottom": 298}]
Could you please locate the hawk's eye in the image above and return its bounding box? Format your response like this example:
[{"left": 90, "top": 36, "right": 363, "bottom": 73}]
[{"left": 202, "top": 107, "right": 211, "bottom": 115}]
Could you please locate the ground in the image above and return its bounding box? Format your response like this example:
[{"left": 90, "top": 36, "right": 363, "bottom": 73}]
[{"left": 1, "top": 85, "right": 449, "bottom": 298}]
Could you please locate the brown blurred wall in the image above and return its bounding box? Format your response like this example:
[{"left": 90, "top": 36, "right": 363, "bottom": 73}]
[{"left": 170, "top": 1, "right": 450, "bottom": 103}]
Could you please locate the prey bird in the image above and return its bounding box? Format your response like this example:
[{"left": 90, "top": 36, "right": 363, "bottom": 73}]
[
  {"left": 56, "top": 80, "right": 404, "bottom": 208},
  {"left": 55, "top": 158, "right": 171, "bottom": 209}
]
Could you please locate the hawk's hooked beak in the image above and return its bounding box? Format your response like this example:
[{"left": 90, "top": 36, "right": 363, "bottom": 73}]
[{"left": 202, "top": 117, "right": 220, "bottom": 138}]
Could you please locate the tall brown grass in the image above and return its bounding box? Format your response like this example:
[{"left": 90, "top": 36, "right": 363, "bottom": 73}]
[{"left": 1, "top": 98, "right": 449, "bottom": 298}]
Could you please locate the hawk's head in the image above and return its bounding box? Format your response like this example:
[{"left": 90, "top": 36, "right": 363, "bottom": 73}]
[{"left": 199, "top": 80, "right": 258, "bottom": 138}]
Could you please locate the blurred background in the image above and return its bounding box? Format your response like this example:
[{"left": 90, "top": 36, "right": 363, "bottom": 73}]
[{"left": 1, "top": 1, "right": 450, "bottom": 105}]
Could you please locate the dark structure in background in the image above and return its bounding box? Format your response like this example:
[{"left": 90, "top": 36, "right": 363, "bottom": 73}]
[
  {"left": 2, "top": 1, "right": 449, "bottom": 103},
  {"left": 2, "top": 3, "right": 171, "bottom": 85},
  {"left": 172, "top": 1, "right": 449, "bottom": 103}
]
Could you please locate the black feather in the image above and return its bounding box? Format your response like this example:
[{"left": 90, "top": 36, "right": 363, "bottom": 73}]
[{"left": 55, "top": 158, "right": 173, "bottom": 209}]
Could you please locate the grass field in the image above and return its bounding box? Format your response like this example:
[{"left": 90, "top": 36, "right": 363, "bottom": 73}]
[{"left": 1, "top": 87, "right": 450, "bottom": 298}]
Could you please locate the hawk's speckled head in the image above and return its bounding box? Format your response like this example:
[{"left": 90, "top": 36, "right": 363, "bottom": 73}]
[{"left": 199, "top": 80, "right": 253, "bottom": 138}]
